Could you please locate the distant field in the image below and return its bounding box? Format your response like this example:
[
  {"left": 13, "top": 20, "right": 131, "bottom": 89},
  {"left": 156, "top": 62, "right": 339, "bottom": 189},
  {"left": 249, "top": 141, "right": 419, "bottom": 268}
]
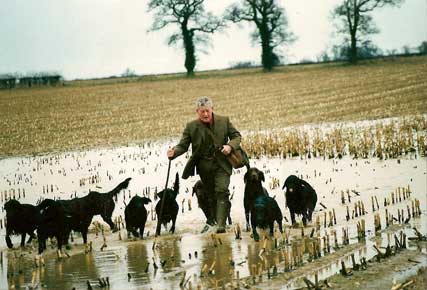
[{"left": 0, "top": 56, "right": 426, "bottom": 157}]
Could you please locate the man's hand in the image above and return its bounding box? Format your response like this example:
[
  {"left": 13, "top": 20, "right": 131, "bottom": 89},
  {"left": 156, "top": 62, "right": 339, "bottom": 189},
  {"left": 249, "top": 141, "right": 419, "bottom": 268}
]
[
  {"left": 167, "top": 148, "right": 175, "bottom": 159},
  {"left": 221, "top": 145, "right": 232, "bottom": 155}
]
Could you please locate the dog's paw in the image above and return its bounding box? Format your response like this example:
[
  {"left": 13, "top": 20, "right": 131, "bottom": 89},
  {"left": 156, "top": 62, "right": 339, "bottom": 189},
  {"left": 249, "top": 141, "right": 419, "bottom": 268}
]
[{"left": 201, "top": 224, "right": 211, "bottom": 234}]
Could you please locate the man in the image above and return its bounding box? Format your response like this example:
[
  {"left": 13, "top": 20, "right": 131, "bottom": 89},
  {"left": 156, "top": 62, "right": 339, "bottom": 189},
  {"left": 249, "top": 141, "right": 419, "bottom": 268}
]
[{"left": 167, "top": 96, "right": 243, "bottom": 233}]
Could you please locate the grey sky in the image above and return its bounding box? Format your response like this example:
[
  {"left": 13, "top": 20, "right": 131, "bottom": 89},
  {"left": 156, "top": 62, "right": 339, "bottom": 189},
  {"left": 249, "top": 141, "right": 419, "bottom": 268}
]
[{"left": 1, "top": 0, "right": 426, "bottom": 80}]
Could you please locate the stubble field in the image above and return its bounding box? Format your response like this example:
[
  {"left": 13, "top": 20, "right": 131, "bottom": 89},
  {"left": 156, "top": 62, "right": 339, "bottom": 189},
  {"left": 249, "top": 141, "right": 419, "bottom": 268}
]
[{"left": 0, "top": 56, "right": 426, "bottom": 157}]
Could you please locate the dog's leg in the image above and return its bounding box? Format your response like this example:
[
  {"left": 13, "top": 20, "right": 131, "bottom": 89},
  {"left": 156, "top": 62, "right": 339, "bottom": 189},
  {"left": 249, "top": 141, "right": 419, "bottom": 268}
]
[
  {"left": 227, "top": 200, "right": 232, "bottom": 225},
  {"left": 38, "top": 236, "right": 45, "bottom": 254},
  {"left": 82, "top": 228, "right": 88, "bottom": 244},
  {"left": 139, "top": 225, "right": 145, "bottom": 239},
  {"left": 308, "top": 207, "right": 314, "bottom": 222},
  {"left": 269, "top": 222, "right": 274, "bottom": 236},
  {"left": 155, "top": 220, "right": 161, "bottom": 236},
  {"left": 201, "top": 203, "right": 214, "bottom": 225},
  {"left": 170, "top": 216, "right": 177, "bottom": 234},
  {"left": 132, "top": 229, "right": 139, "bottom": 238},
  {"left": 27, "top": 232, "right": 36, "bottom": 244},
  {"left": 57, "top": 233, "right": 63, "bottom": 252},
  {"left": 290, "top": 210, "right": 297, "bottom": 226},
  {"left": 251, "top": 214, "right": 259, "bottom": 241},
  {"left": 102, "top": 215, "right": 117, "bottom": 233},
  {"left": 245, "top": 210, "right": 251, "bottom": 232},
  {"left": 277, "top": 218, "right": 283, "bottom": 233},
  {"left": 252, "top": 226, "right": 260, "bottom": 242},
  {"left": 63, "top": 230, "right": 71, "bottom": 247},
  {"left": 6, "top": 232, "right": 13, "bottom": 249},
  {"left": 302, "top": 214, "right": 307, "bottom": 226},
  {"left": 20, "top": 233, "right": 26, "bottom": 248}
]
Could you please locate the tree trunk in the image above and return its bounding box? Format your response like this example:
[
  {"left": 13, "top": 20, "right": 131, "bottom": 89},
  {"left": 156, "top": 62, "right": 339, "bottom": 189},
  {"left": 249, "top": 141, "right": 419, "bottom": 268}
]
[
  {"left": 350, "top": 32, "right": 358, "bottom": 64},
  {"left": 182, "top": 27, "right": 196, "bottom": 76},
  {"left": 260, "top": 24, "right": 273, "bottom": 71}
]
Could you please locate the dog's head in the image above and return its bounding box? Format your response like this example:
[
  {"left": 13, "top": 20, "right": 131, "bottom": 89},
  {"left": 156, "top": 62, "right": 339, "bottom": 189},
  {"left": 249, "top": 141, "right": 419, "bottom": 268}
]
[
  {"left": 157, "top": 172, "right": 180, "bottom": 200},
  {"left": 244, "top": 167, "right": 265, "bottom": 184},
  {"left": 192, "top": 180, "right": 204, "bottom": 198},
  {"left": 4, "top": 199, "right": 21, "bottom": 212},
  {"left": 142, "top": 197, "right": 151, "bottom": 204},
  {"left": 37, "top": 198, "right": 57, "bottom": 214},
  {"left": 282, "top": 175, "right": 301, "bottom": 193}
]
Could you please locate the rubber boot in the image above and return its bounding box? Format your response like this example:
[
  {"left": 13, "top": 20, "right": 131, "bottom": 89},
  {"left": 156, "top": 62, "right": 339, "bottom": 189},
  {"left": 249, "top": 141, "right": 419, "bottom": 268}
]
[{"left": 216, "top": 200, "right": 228, "bottom": 233}]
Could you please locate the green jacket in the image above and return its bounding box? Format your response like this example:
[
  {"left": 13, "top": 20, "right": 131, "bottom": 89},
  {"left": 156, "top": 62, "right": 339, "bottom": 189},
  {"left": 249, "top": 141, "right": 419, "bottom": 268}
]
[{"left": 172, "top": 114, "right": 242, "bottom": 179}]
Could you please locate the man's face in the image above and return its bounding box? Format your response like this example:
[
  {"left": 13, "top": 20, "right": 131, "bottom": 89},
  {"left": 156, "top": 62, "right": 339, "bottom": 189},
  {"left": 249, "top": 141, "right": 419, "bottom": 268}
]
[{"left": 197, "top": 106, "right": 213, "bottom": 124}]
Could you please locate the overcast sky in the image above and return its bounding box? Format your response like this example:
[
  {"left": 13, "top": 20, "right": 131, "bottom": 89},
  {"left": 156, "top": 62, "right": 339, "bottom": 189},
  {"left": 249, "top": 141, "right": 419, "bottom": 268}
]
[{"left": 1, "top": 0, "right": 426, "bottom": 80}]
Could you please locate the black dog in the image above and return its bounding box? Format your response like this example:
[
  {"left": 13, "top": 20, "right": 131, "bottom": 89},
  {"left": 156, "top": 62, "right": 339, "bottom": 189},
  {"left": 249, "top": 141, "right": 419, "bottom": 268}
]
[
  {"left": 243, "top": 167, "right": 269, "bottom": 231},
  {"left": 37, "top": 198, "right": 70, "bottom": 254},
  {"left": 251, "top": 195, "right": 283, "bottom": 242},
  {"left": 57, "top": 177, "right": 131, "bottom": 244},
  {"left": 155, "top": 173, "right": 179, "bottom": 236},
  {"left": 282, "top": 175, "right": 317, "bottom": 226},
  {"left": 4, "top": 199, "right": 41, "bottom": 248},
  {"left": 125, "top": 195, "right": 151, "bottom": 238},
  {"left": 192, "top": 180, "right": 232, "bottom": 230}
]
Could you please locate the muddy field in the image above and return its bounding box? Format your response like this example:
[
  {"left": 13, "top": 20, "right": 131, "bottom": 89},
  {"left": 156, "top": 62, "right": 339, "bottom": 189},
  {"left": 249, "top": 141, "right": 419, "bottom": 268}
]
[
  {"left": 1, "top": 128, "right": 426, "bottom": 289},
  {"left": 1, "top": 57, "right": 426, "bottom": 289}
]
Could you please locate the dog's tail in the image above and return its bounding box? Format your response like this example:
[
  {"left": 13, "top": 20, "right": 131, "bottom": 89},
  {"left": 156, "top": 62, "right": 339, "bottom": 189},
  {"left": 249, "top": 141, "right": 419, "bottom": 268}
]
[
  {"left": 173, "top": 173, "right": 179, "bottom": 197},
  {"left": 108, "top": 177, "right": 132, "bottom": 197}
]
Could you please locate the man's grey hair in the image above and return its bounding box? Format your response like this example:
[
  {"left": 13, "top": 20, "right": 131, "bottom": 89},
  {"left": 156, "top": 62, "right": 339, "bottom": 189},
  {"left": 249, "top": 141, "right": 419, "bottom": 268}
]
[{"left": 195, "top": 96, "right": 213, "bottom": 108}]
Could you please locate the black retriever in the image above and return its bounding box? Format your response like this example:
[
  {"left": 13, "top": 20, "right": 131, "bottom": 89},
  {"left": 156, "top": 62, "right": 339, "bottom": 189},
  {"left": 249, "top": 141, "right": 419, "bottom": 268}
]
[
  {"left": 125, "top": 195, "right": 151, "bottom": 238},
  {"left": 251, "top": 194, "right": 283, "bottom": 242},
  {"left": 282, "top": 175, "right": 317, "bottom": 226},
  {"left": 57, "top": 177, "right": 131, "bottom": 244},
  {"left": 192, "top": 180, "right": 232, "bottom": 230},
  {"left": 243, "top": 167, "right": 269, "bottom": 231},
  {"left": 155, "top": 173, "right": 179, "bottom": 236},
  {"left": 192, "top": 180, "right": 216, "bottom": 227},
  {"left": 37, "top": 198, "right": 70, "bottom": 254},
  {"left": 4, "top": 199, "right": 41, "bottom": 248}
]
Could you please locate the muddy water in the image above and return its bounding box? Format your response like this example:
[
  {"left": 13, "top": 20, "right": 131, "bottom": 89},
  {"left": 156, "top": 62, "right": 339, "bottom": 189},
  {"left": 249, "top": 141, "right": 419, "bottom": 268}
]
[
  {"left": 3, "top": 233, "right": 291, "bottom": 289},
  {"left": 0, "top": 140, "right": 426, "bottom": 289}
]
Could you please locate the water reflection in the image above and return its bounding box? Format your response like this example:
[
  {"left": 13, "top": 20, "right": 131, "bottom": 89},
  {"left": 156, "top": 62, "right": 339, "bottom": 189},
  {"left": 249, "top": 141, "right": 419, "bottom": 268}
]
[{"left": 126, "top": 241, "right": 151, "bottom": 287}]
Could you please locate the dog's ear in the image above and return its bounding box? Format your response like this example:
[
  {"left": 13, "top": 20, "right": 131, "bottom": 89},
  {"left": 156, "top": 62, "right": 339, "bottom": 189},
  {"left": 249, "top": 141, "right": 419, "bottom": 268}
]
[
  {"left": 156, "top": 191, "right": 163, "bottom": 200},
  {"left": 173, "top": 172, "right": 179, "bottom": 194},
  {"left": 142, "top": 197, "right": 151, "bottom": 204},
  {"left": 243, "top": 171, "right": 249, "bottom": 183},
  {"left": 260, "top": 171, "right": 265, "bottom": 182}
]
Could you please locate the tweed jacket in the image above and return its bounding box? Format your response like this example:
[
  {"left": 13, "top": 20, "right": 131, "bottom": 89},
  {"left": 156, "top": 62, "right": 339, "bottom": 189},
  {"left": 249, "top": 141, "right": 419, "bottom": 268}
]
[{"left": 172, "top": 114, "right": 242, "bottom": 179}]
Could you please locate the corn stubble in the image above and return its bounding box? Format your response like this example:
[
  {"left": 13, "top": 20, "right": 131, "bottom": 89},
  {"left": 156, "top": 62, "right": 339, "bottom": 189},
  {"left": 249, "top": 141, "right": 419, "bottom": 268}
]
[{"left": 0, "top": 56, "right": 425, "bottom": 157}]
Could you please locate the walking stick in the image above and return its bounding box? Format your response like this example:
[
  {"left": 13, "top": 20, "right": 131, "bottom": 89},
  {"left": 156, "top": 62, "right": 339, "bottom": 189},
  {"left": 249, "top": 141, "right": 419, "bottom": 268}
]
[{"left": 156, "top": 159, "right": 172, "bottom": 236}]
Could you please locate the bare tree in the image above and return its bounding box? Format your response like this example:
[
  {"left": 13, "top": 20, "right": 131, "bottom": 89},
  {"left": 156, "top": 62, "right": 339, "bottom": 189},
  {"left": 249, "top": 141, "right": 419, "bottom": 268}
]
[
  {"left": 225, "top": 0, "right": 295, "bottom": 71},
  {"left": 332, "top": 0, "right": 403, "bottom": 63},
  {"left": 148, "top": 0, "right": 223, "bottom": 76},
  {"left": 417, "top": 41, "right": 427, "bottom": 55}
]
